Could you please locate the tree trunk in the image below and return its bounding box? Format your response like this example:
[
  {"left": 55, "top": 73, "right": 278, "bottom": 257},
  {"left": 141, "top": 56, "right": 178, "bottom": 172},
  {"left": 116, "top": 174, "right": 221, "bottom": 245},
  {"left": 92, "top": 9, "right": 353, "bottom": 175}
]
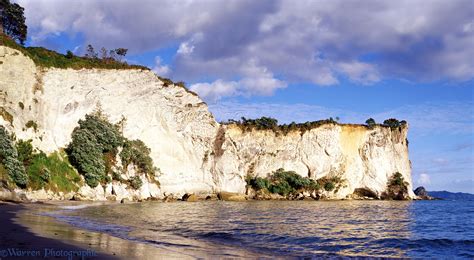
[{"left": 0, "top": 8, "right": 4, "bottom": 35}]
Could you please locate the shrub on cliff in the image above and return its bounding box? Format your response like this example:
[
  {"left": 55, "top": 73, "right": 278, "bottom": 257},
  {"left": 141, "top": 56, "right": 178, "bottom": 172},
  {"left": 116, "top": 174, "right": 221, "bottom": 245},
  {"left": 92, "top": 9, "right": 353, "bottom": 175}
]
[
  {"left": 120, "top": 139, "right": 155, "bottom": 175},
  {"left": 16, "top": 139, "right": 33, "bottom": 166},
  {"left": 225, "top": 116, "right": 340, "bottom": 135},
  {"left": 383, "top": 118, "right": 401, "bottom": 129},
  {"left": 66, "top": 113, "right": 123, "bottom": 187},
  {"left": 365, "top": 118, "right": 376, "bottom": 128},
  {"left": 67, "top": 128, "right": 106, "bottom": 187},
  {"left": 128, "top": 176, "right": 143, "bottom": 190},
  {"left": 0, "top": 126, "right": 28, "bottom": 187},
  {"left": 66, "top": 113, "right": 156, "bottom": 189},
  {"left": 381, "top": 172, "right": 409, "bottom": 200},
  {"left": 247, "top": 168, "right": 319, "bottom": 197},
  {"left": 77, "top": 114, "right": 123, "bottom": 152}
]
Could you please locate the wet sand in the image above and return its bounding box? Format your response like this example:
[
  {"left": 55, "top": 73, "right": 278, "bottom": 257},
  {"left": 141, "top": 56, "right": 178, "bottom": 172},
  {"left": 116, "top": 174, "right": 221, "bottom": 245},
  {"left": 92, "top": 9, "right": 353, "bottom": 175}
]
[{"left": 0, "top": 202, "right": 118, "bottom": 259}]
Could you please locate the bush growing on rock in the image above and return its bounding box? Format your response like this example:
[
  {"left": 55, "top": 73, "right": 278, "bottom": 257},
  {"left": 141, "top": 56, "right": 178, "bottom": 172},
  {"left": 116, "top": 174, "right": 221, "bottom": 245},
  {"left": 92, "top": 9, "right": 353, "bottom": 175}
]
[
  {"left": 66, "top": 113, "right": 156, "bottom": 189},
  {"left": 120, "top": 139, "right": 155, "bottom": 175},
  {"left": 381, "top": 172, "right": 409, "bottom": 200},
  {"left": 16, "top": 139, "right": 33, "bottom": 166},
  {"left": 129, "top": 176, "right": 142, "bottom": 190},
  {"left": 0, "top": 126, "right": 28, "bottom": 187},
  {"left": 224, "top": 116, "right": 340, "bottom": 135},
  {"left": 365, "top": 118, "right": 376, "bottom": 128},
  {"left": 67, "top": 128, "right": 106, "bottom": 187},
  {"left": 383, "top": 118, "right": 402, "bottom": 129},
  {"left": 246, "top": 168, "right": 320, "bottom": 197}
]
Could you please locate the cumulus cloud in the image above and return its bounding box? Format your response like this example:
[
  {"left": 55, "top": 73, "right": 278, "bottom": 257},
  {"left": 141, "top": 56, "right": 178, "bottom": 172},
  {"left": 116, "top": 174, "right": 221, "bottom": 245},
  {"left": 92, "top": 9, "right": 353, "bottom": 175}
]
[
  {"left": 152, "top": 57, "right": 171, "bottom": 76},
  {"left": 17, "top": 0, "right": 474, "bottom": 96},
  {"left": 190, "top": 61, "right": 286, "bottom": 101},
  {"left": 417, "top": 173, "right": 431, "bottom": 186}
]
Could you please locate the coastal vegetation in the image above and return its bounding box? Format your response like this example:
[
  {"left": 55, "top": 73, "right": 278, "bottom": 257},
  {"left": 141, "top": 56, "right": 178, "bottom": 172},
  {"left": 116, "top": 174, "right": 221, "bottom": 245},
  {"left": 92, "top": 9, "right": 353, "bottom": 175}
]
[
  {"left": 0, "top": 34, "right": 149, "bottom": 70},
  {"left": 223, "top": 116, "right": 407, "bottom": 135},
  {"left": 381, "top": 172, "right": 410, "bottom": 200},
  {"left": 246, "top": 168, "right": 345, "bottom": 199},
  {"left": 223, "top": 116, "right": 339, "bottom": 135},
  {"left": 66, "top": 111, "right": 156, "bottom": 188},
  {"left": 0, "top": 126, "right": 27, "bottom": 187}
]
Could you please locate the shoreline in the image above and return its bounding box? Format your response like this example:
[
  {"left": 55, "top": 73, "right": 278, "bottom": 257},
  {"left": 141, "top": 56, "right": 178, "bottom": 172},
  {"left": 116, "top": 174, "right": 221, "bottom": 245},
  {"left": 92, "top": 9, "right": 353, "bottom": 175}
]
[
  {"left": 1, "top": 201, "right": 273, "bottom": 259},
  {"left": 0, "top": 202, "right": 117, "bottom": 259}
]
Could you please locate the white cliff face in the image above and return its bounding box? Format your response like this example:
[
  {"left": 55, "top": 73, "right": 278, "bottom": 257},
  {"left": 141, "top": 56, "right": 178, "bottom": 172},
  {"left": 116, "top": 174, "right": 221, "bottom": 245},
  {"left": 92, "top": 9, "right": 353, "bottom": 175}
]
[
  {"left": 0, "top": 46, "right": 415, "bottom": 200},
  {"left": 213, "top": 124, "right": 415, "bottom": 199}
]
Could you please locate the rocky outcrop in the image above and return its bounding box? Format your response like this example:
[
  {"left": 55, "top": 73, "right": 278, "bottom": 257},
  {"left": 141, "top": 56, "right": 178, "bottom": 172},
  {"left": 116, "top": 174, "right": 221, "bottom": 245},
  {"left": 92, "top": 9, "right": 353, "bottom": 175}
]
[
  {"left": 0, "top": 46, "right": 415, "bottom": 200},
  {"left": 414, "top": 186, "right": 435, "bottom": 200}
]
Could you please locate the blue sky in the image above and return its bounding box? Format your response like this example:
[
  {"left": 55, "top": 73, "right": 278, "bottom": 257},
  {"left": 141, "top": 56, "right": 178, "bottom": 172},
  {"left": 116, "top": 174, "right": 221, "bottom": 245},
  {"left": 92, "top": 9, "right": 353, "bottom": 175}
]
[{"left": 16, "top": 0, "right": 473, "bottom": 192}]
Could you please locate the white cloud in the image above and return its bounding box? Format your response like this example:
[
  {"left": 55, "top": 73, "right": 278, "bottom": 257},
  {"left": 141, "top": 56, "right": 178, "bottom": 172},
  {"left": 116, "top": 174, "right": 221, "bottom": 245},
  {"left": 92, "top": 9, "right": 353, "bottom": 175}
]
[
  {"left": 417, "top": 173, "right": 431, "bottom": 186},
  {"left": 177, "top": 42, "right": 195, "bottom": 55},
  {"left": 190, "top": 61, "right": 286, "bottom": 101},
  {"left": 190, "top": 80, "right": 238, "bottom": 102},
  {"left": 336, "top": 61, "right": 380, "bottom": 84},
  {"left": 152, "top": 57, "right": 171, "bottom": 76},
  {"left": 17, "top": 0, "right": 474, "bottom": 95}
]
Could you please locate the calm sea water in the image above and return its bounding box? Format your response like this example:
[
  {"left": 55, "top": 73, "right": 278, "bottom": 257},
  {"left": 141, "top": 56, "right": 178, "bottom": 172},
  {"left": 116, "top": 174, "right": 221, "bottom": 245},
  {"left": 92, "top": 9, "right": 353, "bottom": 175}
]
[{"left": 51, "top": 200, "right": 474, "bottom": 258}]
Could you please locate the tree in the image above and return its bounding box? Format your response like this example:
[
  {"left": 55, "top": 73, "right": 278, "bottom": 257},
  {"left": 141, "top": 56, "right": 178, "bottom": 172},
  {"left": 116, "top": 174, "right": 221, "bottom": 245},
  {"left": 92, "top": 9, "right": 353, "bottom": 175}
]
[
  {"left": 383, "top": 118, "right": 401, "bottom": 129},
  {"left": 85, "top": 44, "right": 98, "bottom": 59},
  {"left": 365, "top": 118, "right": 376, "bottom": 128},
  {"left": 0, "top": 0, "right": 27, "bottom": 44}
]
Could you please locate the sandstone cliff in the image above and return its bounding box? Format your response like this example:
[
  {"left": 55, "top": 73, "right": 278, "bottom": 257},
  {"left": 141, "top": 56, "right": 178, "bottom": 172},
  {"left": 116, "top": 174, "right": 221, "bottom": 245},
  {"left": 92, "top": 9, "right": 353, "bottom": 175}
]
[{"left": 0, "top": 46, "right": 415, "bottom": 200}]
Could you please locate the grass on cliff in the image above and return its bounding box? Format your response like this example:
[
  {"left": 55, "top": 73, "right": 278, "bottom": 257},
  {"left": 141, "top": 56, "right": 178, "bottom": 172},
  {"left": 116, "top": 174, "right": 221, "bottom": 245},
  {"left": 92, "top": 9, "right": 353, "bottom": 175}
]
[
  {"left": 0, "top": 33, "right": 148, "bottom": 70},
  {"left": 27, "top": 151, "right": 82, "bottom": 193}
]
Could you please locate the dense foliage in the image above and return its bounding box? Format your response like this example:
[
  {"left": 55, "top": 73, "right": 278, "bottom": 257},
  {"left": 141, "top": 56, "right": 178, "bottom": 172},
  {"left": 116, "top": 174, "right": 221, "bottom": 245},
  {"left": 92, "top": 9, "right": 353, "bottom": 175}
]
[
  {"left": 128, "top": 176, "right": 143, "bottom": 190},
  {"left": 0, "top": 126, "right": 27, "bottom": 187},
  {"left": 381, "top": 172, "right": 409, "bottom": 200},
  {"left": 225, "top": 116, "right": 339, "bottom": 134},
  {"left": 365, "top": 118, "right": 376, "bottom": 128},
  {"left": 66, "top": 113, "right": 155, "bottom": 188},
  {"left": 120, "top": 140, "right": 155, "bottom": 175},
  {"left": 0, "top": 0, "right": 27, "bottom": 44},
  {"left": 383, "top": 118, "right": 407, "bottom": 129},
  {"left": 247, "top": 168, "right": 320, "bottom": 196}
]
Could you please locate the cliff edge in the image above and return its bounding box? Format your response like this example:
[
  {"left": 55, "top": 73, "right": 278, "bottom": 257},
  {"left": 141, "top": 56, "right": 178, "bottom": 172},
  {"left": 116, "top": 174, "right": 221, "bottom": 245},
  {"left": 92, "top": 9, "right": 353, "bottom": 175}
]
[{"left": 0, "top": 45, "right": 415, "bottom": 200}]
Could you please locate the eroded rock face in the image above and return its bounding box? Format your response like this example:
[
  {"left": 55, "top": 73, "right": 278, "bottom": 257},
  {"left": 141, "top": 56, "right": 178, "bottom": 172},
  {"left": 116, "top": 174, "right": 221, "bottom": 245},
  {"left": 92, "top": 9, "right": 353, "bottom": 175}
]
[
  {"left": 213, "top": 124, "right": 415, "bottom": 199},
  {"left": 0, "top": 46, "right": 415, "bottom": 200}
]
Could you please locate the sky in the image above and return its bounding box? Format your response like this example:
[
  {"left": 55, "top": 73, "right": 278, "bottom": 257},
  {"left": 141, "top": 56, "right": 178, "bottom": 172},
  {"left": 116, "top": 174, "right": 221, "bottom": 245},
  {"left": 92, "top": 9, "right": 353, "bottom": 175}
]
[{"left": 15, "top": 0, "right": 474, "bottom": 192}]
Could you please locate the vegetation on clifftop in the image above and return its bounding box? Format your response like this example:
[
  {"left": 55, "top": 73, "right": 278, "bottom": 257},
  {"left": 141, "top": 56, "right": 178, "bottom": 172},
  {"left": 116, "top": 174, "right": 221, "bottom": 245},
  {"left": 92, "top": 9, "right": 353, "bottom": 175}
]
[
  {"left": 0, "top": 34, "right": 149, "bottom": 70},
  {"left": 223, "top": 116, "right": 407, "bottom": 135}
]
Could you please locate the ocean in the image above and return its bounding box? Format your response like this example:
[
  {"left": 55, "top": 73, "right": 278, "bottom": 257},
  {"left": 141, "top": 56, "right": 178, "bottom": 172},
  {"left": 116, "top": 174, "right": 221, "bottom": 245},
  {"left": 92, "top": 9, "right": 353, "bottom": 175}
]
[{"left": 49, "top": 200, "right": 474, "bottom": 258}]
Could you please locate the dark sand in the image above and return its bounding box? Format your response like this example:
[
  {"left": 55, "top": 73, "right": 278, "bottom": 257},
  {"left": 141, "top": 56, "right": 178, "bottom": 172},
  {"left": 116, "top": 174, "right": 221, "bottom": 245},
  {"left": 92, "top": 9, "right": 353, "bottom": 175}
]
[{"left": 0, "top": 202, "right": 117, "bottom": 259}]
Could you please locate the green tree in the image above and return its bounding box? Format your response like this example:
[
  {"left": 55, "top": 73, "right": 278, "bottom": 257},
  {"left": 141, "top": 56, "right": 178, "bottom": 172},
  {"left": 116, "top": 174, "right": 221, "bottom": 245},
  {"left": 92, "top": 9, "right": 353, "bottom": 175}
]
[
  {"left": 0, "top": 0, "right": 27, "bottom": 44},
  {"left": 0, "top": 126, "right": 27, "bottom": 187},
  {"left": 365, "top": 118, "right": 376, "bottom": 128},
  {"left": 383, "top": 118, "right": 401, "bottom": 129}
]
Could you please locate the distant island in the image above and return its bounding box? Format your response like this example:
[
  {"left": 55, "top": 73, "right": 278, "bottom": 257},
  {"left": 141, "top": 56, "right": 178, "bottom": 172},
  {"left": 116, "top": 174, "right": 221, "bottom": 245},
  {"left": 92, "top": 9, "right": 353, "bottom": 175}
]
[{"left": 428, "top": 191, "right": 474, "bottom": 201}]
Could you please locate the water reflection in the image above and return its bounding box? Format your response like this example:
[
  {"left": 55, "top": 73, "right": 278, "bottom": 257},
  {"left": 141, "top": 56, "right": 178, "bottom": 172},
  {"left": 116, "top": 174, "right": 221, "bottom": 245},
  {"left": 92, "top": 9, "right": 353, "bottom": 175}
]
[{"left": 61, "top": 201, "right": 414, "bottom": 258}]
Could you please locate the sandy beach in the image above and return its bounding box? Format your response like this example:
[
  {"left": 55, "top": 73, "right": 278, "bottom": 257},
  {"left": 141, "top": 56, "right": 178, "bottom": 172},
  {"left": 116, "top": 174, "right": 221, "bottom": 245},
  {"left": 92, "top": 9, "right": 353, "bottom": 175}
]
[{"left": 0, "top": 202, "right": 120, "bottom": 259}]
